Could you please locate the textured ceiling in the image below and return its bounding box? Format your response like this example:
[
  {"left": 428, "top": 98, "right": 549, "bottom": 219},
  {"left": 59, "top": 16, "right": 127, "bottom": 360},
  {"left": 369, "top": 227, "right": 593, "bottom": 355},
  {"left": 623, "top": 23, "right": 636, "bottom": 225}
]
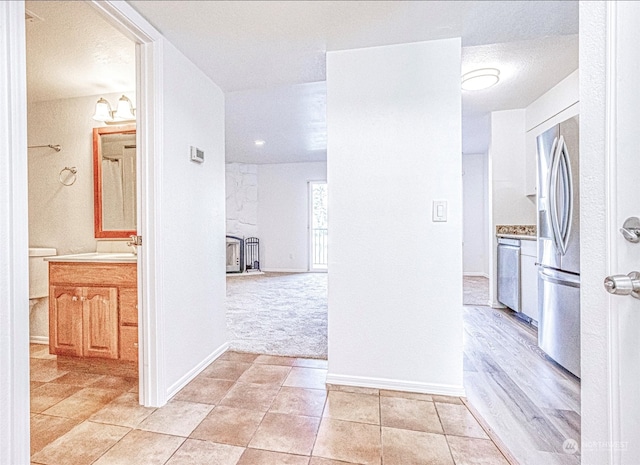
[
  {"left": 129, "top": 0, "right": 578, "bottom": 93},
  {"left": 25, "top": 0, "right": 135, "bottom": 102},
  {"left": 24, "top": 1, "right": 578, "bottom": 161}
]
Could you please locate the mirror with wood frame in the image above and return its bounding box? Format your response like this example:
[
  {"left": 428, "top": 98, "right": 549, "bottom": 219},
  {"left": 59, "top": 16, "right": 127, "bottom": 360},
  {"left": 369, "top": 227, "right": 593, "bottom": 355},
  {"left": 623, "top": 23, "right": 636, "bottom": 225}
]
[{"left": 93, "top": 124, "right": 137, "bottom": 238}]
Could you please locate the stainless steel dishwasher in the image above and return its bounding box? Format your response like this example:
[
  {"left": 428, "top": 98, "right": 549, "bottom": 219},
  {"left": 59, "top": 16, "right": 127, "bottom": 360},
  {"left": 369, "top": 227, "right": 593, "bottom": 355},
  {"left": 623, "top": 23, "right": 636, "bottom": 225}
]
[{"left": 497, "top": 237, "right": 521, "bottom": 312}]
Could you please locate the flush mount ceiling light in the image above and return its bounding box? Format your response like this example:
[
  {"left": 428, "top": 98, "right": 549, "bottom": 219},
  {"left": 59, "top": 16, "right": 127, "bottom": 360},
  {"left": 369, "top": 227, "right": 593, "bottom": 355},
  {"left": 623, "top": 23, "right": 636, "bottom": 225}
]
[
  {"left": 461, "top": 68, "right": 500, "bottom": 91},
  {"left": 92, "top": 95, "right": 136, "bottom": 124},
  {"left": 254, "top": 139, "right": 266, "bottom": 147}
]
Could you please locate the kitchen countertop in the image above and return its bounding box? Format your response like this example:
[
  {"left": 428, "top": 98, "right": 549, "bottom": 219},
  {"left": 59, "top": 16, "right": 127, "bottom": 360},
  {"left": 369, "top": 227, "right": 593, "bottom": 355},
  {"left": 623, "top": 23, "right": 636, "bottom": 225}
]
[{"left": 497, "top": 234, "right": 536, "bottom": 241}]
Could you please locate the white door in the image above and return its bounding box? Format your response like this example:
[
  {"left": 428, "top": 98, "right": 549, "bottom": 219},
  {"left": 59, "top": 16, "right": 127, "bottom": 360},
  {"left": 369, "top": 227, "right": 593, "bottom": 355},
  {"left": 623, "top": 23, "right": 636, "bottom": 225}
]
[
  {"left": 605, "top": 3, "right": 640, "bottom": 462},
  {"left": 582, "top": 2, "right": 640, "bottom": 464}
]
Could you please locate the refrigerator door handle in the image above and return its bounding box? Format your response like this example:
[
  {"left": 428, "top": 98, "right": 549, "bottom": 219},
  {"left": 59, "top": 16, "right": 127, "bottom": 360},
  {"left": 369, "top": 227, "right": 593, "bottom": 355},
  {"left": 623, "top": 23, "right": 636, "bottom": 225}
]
[
  {"left": 558, "top": 136, "right": 574, "bottom": 254},
  {"left": 548, "top": 137, "right": 564, "bottom": 255}
]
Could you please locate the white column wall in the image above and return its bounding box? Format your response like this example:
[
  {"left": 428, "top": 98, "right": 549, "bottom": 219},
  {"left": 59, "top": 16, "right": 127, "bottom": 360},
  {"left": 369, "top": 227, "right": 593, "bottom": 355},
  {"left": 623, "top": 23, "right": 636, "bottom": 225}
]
[
  {"left": 258, "top": 162, "right": 327, "bottom": 272},
  {"left": 160, "top": 40, "right": 228, "bottom": 397},
  {"left": 463, "top": 152, "right": 489, "bottom": 276},
  {"left": 326, "top": 39, "right": 464, "bottom": 395}
]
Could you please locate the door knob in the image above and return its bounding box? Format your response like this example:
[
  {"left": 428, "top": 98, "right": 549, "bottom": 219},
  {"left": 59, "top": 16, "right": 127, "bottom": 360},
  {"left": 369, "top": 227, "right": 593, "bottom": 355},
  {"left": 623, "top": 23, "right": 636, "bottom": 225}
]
[
  {"left": 620, "top": 217, "right": 640, "bottom": 243},
  {"left": 604, "top": 271, "right": 640, "bottom": 299}
]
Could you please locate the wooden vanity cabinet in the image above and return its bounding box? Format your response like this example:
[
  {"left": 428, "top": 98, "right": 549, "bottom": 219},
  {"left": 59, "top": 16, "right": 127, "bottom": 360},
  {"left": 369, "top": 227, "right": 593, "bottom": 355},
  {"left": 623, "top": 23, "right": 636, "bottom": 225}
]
[{"left": 49, "top": 262, "right": 137, "bottom": 362}]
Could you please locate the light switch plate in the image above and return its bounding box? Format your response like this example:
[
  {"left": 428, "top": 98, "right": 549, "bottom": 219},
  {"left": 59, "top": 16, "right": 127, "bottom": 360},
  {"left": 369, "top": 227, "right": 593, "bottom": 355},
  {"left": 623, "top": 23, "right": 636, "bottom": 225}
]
[
  {"left": 190, "top": 146, "right": 204, "bottom": 163},
  {"left": 432, "top": 200, "right": 447, "bottom": 222}
]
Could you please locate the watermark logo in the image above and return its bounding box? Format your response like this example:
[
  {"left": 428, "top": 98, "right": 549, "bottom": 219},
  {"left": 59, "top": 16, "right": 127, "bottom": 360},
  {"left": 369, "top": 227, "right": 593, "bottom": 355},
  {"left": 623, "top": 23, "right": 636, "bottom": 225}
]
[{"left": 563, "top": 439, "right": 579, "bottom": 455}]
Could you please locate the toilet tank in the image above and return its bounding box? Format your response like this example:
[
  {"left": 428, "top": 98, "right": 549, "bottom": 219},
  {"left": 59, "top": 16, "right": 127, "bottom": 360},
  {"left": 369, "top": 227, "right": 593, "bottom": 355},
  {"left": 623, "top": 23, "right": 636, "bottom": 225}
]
[{"left": 29, "top": 247, "right": 57, "bottom": 299}]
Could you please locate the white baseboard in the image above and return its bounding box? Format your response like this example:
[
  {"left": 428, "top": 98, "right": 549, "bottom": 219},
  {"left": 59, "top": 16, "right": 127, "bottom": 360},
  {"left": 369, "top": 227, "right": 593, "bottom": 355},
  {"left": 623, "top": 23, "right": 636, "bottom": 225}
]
[
  {"left": 326, "top": 373, "right": 465, "bottom": 397},
  {"left": 463, "top": 272, "right": 489, "bottom": 278},
  {"left": 166, "top": 342, "right": 229, "bottom": 400},
  {"left": 491, "top": 300, "right": 507, "bottom": 309},
  {"left": 261, "top": 268, "right": 308, "bottom": 273},
  {"left": 30, "top": 336, "right": 49, "bottom": 345}
]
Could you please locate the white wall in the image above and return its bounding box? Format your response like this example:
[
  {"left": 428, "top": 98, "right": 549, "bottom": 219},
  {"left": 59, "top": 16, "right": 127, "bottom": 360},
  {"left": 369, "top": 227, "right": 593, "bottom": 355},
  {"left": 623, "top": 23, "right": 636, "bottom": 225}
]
[
  {"left": 258, "top": 162, "right": 327, "bottom": 272},
  {"left": 28, "top": 92, "right": 133, "bottom": 255},
  {"left": 463, "top": 152, "right": 488, "bottom": 276},
  {"left": 225, "top": 162, "right": 258, "bottom": 238},
  {"left": 487, "top": 109, "right": 533, "bottom": 305},
  {"left": 326, "top": 39, "right": 464, "bottom": 395},
  {"left": 160, "top": 40, "right": 228, "bottom": 397}
]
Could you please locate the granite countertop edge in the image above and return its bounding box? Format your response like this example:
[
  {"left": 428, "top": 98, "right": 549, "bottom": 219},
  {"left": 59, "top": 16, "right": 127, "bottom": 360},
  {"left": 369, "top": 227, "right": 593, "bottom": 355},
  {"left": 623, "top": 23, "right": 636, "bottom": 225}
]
[{"left": 496, "top": 234, "right": 536, "bottom": 241}]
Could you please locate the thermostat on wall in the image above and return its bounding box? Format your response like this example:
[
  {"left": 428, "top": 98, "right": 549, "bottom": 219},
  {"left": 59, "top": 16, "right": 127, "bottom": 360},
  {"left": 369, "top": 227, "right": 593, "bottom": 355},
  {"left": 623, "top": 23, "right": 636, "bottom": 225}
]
[{"left": 190, "top": 146, "right": 204, "bottom": 163}]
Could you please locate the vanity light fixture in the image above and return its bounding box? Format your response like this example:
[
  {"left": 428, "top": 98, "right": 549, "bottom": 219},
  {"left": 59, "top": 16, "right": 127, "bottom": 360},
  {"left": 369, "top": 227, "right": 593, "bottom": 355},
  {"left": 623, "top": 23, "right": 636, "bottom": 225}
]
[
  {"left": 254, "top": 139, "right": 266, "bottom": 147},
  {"left": 92, "top": 95, "right": 136, "bottom": 124},
  {"left": 461, "top": 68, "right": 500, "bottom": 91}
]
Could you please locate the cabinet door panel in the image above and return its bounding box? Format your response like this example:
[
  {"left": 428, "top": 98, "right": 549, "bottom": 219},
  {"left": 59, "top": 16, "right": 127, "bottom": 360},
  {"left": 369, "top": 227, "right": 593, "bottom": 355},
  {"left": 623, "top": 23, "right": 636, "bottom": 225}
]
[
  {"left": 49, "top": 286, "right": 83, "bottom": 356},
  {"left": 521, "top": 254, "right": 539, "bottom": 322},
  {"left": 119, "top": 326, "right": 138, "bottom": 362},
  {"left": 119, "top": 287, "right": 138, "bottom": 326},
  {"left": 83, "top": 287, "right": 119, "bottom": 359}
]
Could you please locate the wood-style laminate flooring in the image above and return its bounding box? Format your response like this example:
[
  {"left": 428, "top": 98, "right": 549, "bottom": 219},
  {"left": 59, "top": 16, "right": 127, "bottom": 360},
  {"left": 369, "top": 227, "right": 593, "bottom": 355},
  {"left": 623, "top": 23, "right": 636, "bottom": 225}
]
[{"left": 463, "top": 305, "right": 581, "bottom": 465}]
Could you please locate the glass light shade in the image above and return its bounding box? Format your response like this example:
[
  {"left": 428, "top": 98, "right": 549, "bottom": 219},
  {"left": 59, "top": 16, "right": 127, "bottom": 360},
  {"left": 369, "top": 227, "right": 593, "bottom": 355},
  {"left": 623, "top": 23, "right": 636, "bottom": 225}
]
[
  {"left": 115, "top": 95, "right": 135, "bottom": 120},
  {"left": 92, "top": 98, "right": 113, "bottom": 122},
  {"left": 461, "top": 68, "right": 500, "bottom": 91}
]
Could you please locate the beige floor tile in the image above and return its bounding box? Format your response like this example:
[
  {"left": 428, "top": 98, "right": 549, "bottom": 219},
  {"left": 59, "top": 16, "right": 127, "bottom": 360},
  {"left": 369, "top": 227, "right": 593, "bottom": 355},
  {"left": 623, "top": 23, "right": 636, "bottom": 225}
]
[
  {"left": 30, "top": 414, "right": 80, "bottom": 455},
  {"left": 237, "top": 448, "right": 310, "bottom": 465},
  {"left": 30, "top": 346, "right": 57, "bottom": 360},
  {"left": 294, "top": 358, "right": 328, "bottom": 369},
  {"left": 30, "top": 359, "right": 68, "bottom": 383},
  {"left": 137, "top": 399, "right": 213, "bottom": 436},
  {"left": 237, "top": 364, "right": 291, "bottom": 385},
  {"left": 249, "top": 412, "right": 321, "bottom": 455},
  {"left": 255, "top": 354, "right": 297, "bottom": 366},
  {"left": 379, "top": 389, "right": 433, "bottom": 402},
  {"left": 433, "top": 395, "right": 464, "bottom": 405},
  {"left": 446, "top": 435, "right": 510, "bottom": 465},
  {"left": 435, "top": 403, "right": 489, "bottom": 439},
  {"left": 190, "top": 405, "right": 265, "bottom": 446},
  {"left": 31, "top": 420, "right": 130, "bottom": 465},
  {"left": 322, "top": 391, "right": 380, "bottom": 425},
  {"left": 308, "top": 458, "right": 360, "bottom": 465},
  {"left": 200, "top": 360, "right": 252, "bottom": 381},
  {"left": 42, "top": 387, "right": 122, "bottom": 421},
  {"left": 165, "top": 438, "right": 245, "bottom": 465},
  {"left": 52, "top": 371, "right": 105, "bottom": 387},
  {"left": 326, "top": 384, "right": 379, "bottom": 396},
  {"left": 173, "top": 377, "right": 234, "bottom": 404},
  {"left": 269, "top": 387, "right": 327, "bottom": 417},
  {"left": 220, "top": 382, "right": 281, "bottom": 411},
  {"left": 31, "top": 381, "right": 46, "bottom": 391},
  {"left": 283, "top": 367, "right": 327, "bottom": 390},
  {"left": 31, "top": 383, "right": 82, "bottom": 413},
  {"left": 312, "top": 418, "right": 381, "bottom": 465},
  {"left": 89, "top": 392, "right": 156, "bottom": 428},
  {"left": 92, "top": 429, "right": 184, "bottom": 465},
  {"left": 219, "top": 351, "right": 259, "bottom": 363},
  {"left": 382, "top": 427, "right": 453, "bottom": 465},
  {"left": 93, "top": 375, "right": 138, "bottom": 392},
  {"left": 380, "top": 396, "right": 443, "bottom": 433}
]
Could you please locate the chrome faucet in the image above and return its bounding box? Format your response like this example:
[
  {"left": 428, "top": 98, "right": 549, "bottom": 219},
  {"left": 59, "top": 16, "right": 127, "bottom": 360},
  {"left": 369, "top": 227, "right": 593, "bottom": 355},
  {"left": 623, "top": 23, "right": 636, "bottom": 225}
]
[{"left": 127, "top": 235, "right": 142, "bottom": 255}]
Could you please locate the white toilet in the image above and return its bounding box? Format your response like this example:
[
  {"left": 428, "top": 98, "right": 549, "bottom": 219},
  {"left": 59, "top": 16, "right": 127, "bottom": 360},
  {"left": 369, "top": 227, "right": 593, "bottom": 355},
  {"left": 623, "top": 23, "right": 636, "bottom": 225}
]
[
  {"left": 29, "top": 247, "right": 57, "bottom": 298},
  {"left": 29, "top": 247, "right": 57, "bottom": 345}
]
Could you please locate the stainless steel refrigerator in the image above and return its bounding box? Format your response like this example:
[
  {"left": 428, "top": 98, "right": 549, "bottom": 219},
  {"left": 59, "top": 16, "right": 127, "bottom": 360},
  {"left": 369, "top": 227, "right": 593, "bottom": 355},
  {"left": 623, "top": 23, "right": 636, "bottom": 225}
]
[{"left": 536, "top": 115, "right": 580, "bottom": 378}]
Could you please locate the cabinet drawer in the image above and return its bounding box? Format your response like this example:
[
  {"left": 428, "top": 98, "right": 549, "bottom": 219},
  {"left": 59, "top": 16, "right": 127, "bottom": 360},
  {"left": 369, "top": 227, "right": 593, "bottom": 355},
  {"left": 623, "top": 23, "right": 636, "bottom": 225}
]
[
  {"left": 50, "top": 262, "right": 136, "bottom": 286},
  {"left": 119, "top": 326, "right": 138, "bottom": 362},
  {"left": 119, "top": 287, "right": 138, "bottom": 326}
]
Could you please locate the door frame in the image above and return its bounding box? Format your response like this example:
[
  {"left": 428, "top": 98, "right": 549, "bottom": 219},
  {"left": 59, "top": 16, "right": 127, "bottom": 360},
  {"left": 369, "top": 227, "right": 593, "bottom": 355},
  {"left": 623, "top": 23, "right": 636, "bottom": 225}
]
[
  {"left": 308, "top": 180, "right": 328, "bottom": 272},
  {"left": 0, "top": 1, "right": 166, "bottom": 461}
]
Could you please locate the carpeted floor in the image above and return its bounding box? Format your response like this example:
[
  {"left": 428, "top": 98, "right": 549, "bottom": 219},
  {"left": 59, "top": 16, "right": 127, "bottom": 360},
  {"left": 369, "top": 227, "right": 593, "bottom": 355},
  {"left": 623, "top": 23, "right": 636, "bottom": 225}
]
[
  {"left": 226, "top": 272, "right": 328, "bottom": 359},
  {"left": 463, "top": 276, "right": 490, "bottom": 306}
]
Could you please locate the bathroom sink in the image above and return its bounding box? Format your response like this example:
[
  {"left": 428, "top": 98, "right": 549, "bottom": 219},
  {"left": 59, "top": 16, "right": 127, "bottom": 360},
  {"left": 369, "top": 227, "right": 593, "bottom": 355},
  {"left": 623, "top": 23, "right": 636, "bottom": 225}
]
[{"left": 45, "top": 252, "right": 137, "bottom": 263}]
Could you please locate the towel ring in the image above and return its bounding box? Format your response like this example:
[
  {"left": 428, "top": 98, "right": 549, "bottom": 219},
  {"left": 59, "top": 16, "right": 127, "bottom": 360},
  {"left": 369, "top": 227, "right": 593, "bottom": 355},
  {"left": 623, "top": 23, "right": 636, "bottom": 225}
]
[{"left": 59, "top": 166, "right": 77, "bottom": 186}]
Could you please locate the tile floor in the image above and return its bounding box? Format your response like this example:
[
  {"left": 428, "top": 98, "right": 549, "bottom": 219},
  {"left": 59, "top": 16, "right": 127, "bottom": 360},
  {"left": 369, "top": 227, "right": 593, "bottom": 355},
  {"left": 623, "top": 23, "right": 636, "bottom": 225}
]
[{"left": 30, "top": 345, "right": 510, "bottom": 465}]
